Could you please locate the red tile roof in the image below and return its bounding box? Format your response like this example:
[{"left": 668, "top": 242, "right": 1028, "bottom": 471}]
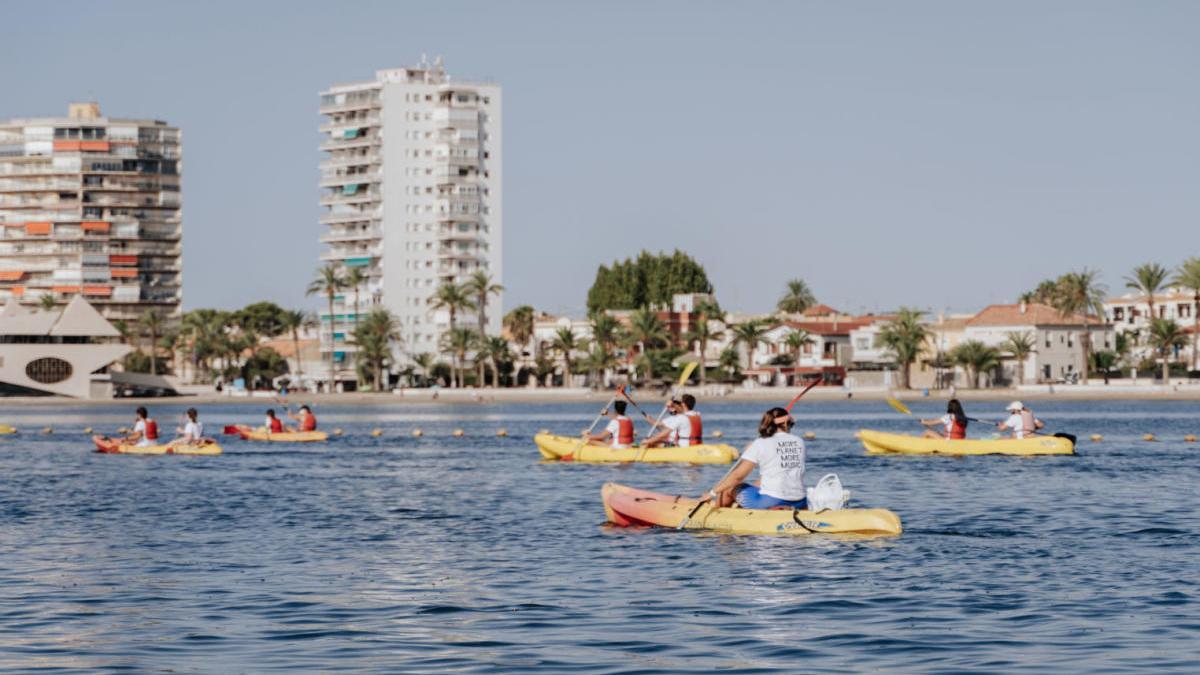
[
  {"left": 966, "top": 303, "right": 1095, "bottom": 327},
  {"left": 802, "top": 304, "right": 841, "bottom": 316}
]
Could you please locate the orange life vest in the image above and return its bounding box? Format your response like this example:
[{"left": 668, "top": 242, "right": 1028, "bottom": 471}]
[
  {"left": 144, "top": 419, "right": 158, "bottom": 441},
  {"left": 269, "top": 417, "right": 284, "bottom": 433},
  {"left": 300, "top": 414, "right": 317, "bottom": 432},
  {"left": 945, "top": 416, "right": 967, "bottom": 440},
  {"left": 685, "top": 411, "right": 703, "bottom": 444},
  {"left": 615, "top": 416, "right": 634, "bottom": 446}
]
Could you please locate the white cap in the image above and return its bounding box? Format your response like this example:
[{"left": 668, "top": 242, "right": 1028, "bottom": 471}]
[{"left": 1006, "top": 400, "right": 1023, "bottom": 411}]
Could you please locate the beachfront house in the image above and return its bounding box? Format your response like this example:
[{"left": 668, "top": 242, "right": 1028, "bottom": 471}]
[
  {"left": 1103, "top": 288, "right": 1197, "bottom": 370},
  {"left": 962, "top": 302, "right": 1114, "bottom": 385}
]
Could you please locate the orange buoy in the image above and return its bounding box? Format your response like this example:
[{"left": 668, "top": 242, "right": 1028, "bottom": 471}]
[
  {"left": 1090, "top": 434, "right": 1102, "bottom": 442},
  {"left": 1184, "top": 434, "right": 1196, "bottom": 443},
  {"left": 1143, "top": 433, "right": 1156, "bottom": 442},
  {"left": 712, "top": 430, "right": 724, "bottom": 439},
  {"left": 412, "top": 429, "right": 423, "bottom": 437},
  {"left": 83, "top": 427, "right": 93, "bottom": 434},
  {"left": 803, "top": 431, "right": 816, "bottom": 440},
  {"left": 370, "top": 428, "right": 383, "bottom": 437},
  {"left": 42, "top": 427, "right": 53, "bottom": 435},
  {"left": 332, "top": 428, "right": 344, "bottom": 436},
  {"left": 496, "top": 428, "right": 508, "bottom": 437},
  {"left": 452, "top": 429, "right": 465, "bottom": 437}
]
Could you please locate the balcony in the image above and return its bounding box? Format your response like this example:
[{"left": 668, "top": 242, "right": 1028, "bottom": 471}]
[
  {"left": 319, "top": 114, "right": 381, "bottom": 133},
  {"left": 318, "top": 136, "right": 379, "bottom": 152},
  {"left": 319, "top": 209, "right": 380, "bottom": 225},
  {"left": 319, "top": 170, "right": 381, "bottom": 187},
  {"left": 320, "top": 226, "right": 382, "bottom": 243},
  {"left": 321, "top": 153, "right": 381, "bottom": 170}
]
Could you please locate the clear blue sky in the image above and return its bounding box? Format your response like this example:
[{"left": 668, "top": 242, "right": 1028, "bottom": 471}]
[{"left": 3, "top": 1, "right": 1197, "bottom": 316}]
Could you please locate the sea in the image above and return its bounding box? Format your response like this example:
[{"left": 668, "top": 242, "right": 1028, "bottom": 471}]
[{"left": 0, "top": 398, "right": 1197, "bottom": 673}]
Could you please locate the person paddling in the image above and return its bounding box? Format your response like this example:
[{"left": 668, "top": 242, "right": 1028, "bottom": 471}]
[
  {"left": 585, "top": 400, "right": 635, "bottom": 449},
  {"left": 287, "top": 405, "right": 318, "bottom": 432},
  {"left": 920, "top": 398, "right": 969, "bottom": 440},
  {"left": 641, "top": 394, "right": 704, "bottom": 448},
  {"left": 264, "top": 409, "right": 285, "bottom": 434},
  {"left": 641, "top": 398, "right": 684, "bottom": 448},
  {"left": 999, "top": 400, "right": 1044, "bottom": 439},
  {"left": 697, "top": 406, "right": 807, "bottom": 509},
  {"left": 126, "top": 406, "right": 159, "bottom": 447},
  {"left": 170, "top": 408, "right": 204, "bottom": 446}
]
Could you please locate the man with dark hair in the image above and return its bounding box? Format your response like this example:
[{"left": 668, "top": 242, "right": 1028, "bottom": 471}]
[{"left": 586, "top": 400, "right": 635, "bottom": 449}]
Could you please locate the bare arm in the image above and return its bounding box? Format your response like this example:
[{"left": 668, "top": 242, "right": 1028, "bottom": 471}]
[{"left": 711, "top": 460, "right": 755, "bottom": 495}]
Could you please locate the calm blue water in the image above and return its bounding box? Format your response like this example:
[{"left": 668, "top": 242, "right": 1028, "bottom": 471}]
[{"left": 0, "top": 398, "right": 1197, "bottom": 673}]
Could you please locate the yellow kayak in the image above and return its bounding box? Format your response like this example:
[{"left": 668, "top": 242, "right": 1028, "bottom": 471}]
[
  {"left": 93, "top": 435, "right": 223, "bottom": 456},
  {"left": 859, "top": 429, "right": 1075, "bottom": 456},
  {"left": 603, "top": 483, "right": 902, "bottom": 536},
  {"left": 535, "top": 432, "right": 737, "bottom": 464},
  {"left": 0, "top": 424, "right": 16, "bottom": 434},
  {"left": 234, "top": 425, "right": 328, "bottom": 443}
]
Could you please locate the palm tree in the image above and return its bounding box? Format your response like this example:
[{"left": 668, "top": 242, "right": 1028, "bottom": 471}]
[
  {"left": 777, "top": 278, "right": 816, "bottom": 314},
  {"left": 874, "top": 308, "right": 931, "bottom": 390},
  {"left": 279, "top": 309, "right": 309, "bottom": 379},
  {"left": 1173, "top": 257, "right": 1200, "bottom": 370},
  {"left": 503, "top": 305, "right": 535, "bottom": 354},
  {"left": 626, "top": 307, "right": 669, "bottom": 381},
  {"left": 1147, "top": 318, "right": 1186, "bottom": 384},
  {"left": 440, "top": 327, "right": 476, "bottom": 388},
  {"left": 1125, "top": 262, "right": 1171, "bottom": 323},
  {"left": 583, "top": 342, "right": 619, "bottom": 388},
  {"left": 952, "top": 339, "right": 1001, "bottom": 389},
  {"left": 429, "top": 281, "right": 476, "bottom": 331},
  {"left": 478, "top": 336, "right": 512, "bottom": 387},
  {"left": 550, "top": 326, "right": 582, "bottom": 387},
  {"left": 718, "top": 346, "right": 741, "bottom": 381},
  {"left": 1002, "top": 331, "right": 1036, "bottom": 386},
  {"left": 410, "top": 352, "right": 437, "bottom": 387},
  {"left": 352, "top": 309, "right": 402, "bottom": 390},
  {"left": 730, "top": 319, "right": 771, "bottom": 371},
  {"left": 139, "top": 310, "right": 165, "bottom": 375},
  {"left": 306, "top": 264, "right": 346, "bottom": 393},
  {"left": 685, "top": 299, "right": 723, "bottom": 386},
  {"left": 343, "top": 266, "right": 369, "bottom": 333},
  {"left": 1052, "top": 269, "right": 1107, "bottom": 385},
  {"left": 588, "top": 313, "right": 621, "bottom": 384},
  {"left": 38, "top": 293, "right": 57, "bottom": 313},
  {"left": 783, "top": 329, "right": 815, "bottom": 368},
  {"left": 465, "top": 270, "right": 503, "bottom": 337}
]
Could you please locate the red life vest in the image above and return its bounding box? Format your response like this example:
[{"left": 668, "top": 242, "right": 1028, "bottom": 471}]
[
  {"left": 269, "top": 417, "right": 284, "bottom": 433},
  {"left": 144, "top": 419, "right": 159, "bottom": 441},
  {"left": 685, "top": 411, "right": 703, "bottom": 444},
  {"left": 944, "top": 416, "right": 967, "bottom": 440},
  {"left": 300, "top": 414, "right": 317, "bottom": 432},
  {"left": 615, "top": 416, "right": 634, "bottom": 446}
]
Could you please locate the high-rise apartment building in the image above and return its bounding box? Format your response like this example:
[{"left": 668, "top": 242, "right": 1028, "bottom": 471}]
[
  {"left": 318, "top": 58, "right": 501, "bottom": 378},
  {"left": 0, "top": 103, "right": 182, "bottom": 322}
]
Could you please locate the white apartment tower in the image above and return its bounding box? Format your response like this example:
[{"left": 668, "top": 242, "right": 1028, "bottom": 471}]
[{"left": 318, "top": 58, "right": 501, "bottom": 378}]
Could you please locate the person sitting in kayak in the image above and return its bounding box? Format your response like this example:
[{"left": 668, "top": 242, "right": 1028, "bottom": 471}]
[
  {"left": 123, "top": 406, "right": 160, "bottom": 447},
  {"left": 585, "top": 400, "right": 635, "bottom": 449},
  {"left": 170, "top": 408, "right": 205, "bottom": 446},
  {"left": 287, "top": 405, "right": 318, "bottom": 432},
  {"left": 920, "top": 398, "right": 968, "bottom": 440},
  {"left": 641, "top": 394, "right": 703, "bottom": 448},
  {"left": 699, "top": 406, "right": 807, "bottom": 509},
  {"left": 264, "top": 409, "right": 285, "bottom": 434},
  {"left": 999, "top": 400, "right": 1044, "bottom": 439}
]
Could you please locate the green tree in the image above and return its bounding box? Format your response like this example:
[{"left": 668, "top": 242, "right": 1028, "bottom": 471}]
[
  {"left": 684, "top": 299, "right": 723, "bottom": 386},
  {"left": 952, "top": 339, "right": 1001, "bottom": 389},
  {"left": 38, "top": 293, "right": 57, "bottom": 313},
  {"left": 410, "top": 352, "right": 437, "bottom": 387},
  {"left": 440, "top": 327, "right": 476, "bottom": 388},
  {"left": 503, "top": 305, "right": 535, "bottom": 352},
  {"left": 583, "top": 342, "right": 619, "bottom": 388},
  {"left": 465, "top": 270, "right": 503, "bottom": 337},
  {"left": 874, "top": 307, "right": 931, "bottom": 390},
  {"left": 1052, "top": 269, "right": 1107, "bottom": 385},
  {"left": 729, "top": 319, "right": 771, "bottom": 371},
  {"left": 306, "top": 264, "right": 346, "bottom": 393},
  {"left": 353, "top": 308, "right": 402, "bottom": 390},
  {"left": 343, "top": 266, "right": 370, "bottom": 334},
  {"left": 1002, "top": 331, "right": 1036, "bottom": 386},
  {"left": 138, "top": 310, "right": 165, "bottom": 376},
  {"left": 1091, "top": 350, "right": 1117, "bottom": 384},
  {"left": 478, "top": 336, "right": 512, "bottom": 387},
  {"left": 279, "top": 309, "right": 310, "bottom": 379},
  {"left": 429, "top": 281, "right": 476, "bottom": 331},
  {"left": 586, "top": 250, "right": 713, "bottom": 313},
  {"left": 550, "top": 326, "right": 583, "bottom": 387},
  {"left": 777, "top": 279, "right": 817, "bottom": 314},
  {"left": 718, "top": 346, "right": 741, "bottom": 381},
  {"left": 626, "top": 307, "right": 669, "bottom": 381},
  {"left": 235, "top": 301, "right": 288, "bottom": 342},
  {"left": 1147, "top": 318, "right": 1187, "bottom": 383},
  {"left": 1125, "top": 262, "right": 1171, "bottom": 323},
  {"left": 242, "top": 346, "right": 289, "bottom": 387},
  {"left": 1173, "top": 257, "right": 1200, "bottom": 370},
  {"left": 589, "top": 312, "right": 621, "bottom": 351},
  {"left": 782, "top": 328, "right": 815, "bottom": 367}
]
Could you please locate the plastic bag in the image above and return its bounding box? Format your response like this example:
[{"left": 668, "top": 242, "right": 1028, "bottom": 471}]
[{"left": 806, "top": 473, "right": 849, "bottom": 512}]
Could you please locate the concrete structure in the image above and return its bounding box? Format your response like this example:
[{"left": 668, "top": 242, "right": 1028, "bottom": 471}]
[
  {"left": 963, "top": 302, "right": 1114, "bottom": 385},
  {"left": 318, "top": 57, "right": 501, "bottom": 380},
  {"left": 0, "top": 295, "right": 130, "bottom": 397},
  {"left": 1103, "top": 288, "right": 1198, "bottom": 367},
  {"left": 0, "top": 103, "right": 182, "bottom": 323}
]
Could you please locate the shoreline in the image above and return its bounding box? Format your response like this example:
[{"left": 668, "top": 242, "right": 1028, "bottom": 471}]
[{"left": 2, "top": 384, "right": 1199, "bottom": 407}]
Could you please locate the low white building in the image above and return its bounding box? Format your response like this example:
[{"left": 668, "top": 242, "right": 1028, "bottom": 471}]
[
  {"left": 963, "top": 303, "right": 1114, "bottom": 384},
  {"left": 1104, "top": 288, "right": 1198, "bottom": 367},
  {"left": 0, "top": 296, "right": 130, "bottom": 397}
]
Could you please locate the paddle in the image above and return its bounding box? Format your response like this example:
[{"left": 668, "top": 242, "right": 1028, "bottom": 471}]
[
  {"left": 570, "top": 386, "right": 625, "bottom": 457},
  {"left": 646, "top": 361, "right": 699, "bottom": 430},
  {"left": 678, "top": 376, "right": 823, "bottom": 530}
]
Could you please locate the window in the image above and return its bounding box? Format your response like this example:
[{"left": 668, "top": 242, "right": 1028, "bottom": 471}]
[{"left": 26, "top": 357, "right": 72, "bottom": 384}]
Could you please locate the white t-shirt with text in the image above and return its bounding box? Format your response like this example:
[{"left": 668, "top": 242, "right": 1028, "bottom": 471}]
[{"left": 739, "top": 431, "right": 807, "bottom": 500}]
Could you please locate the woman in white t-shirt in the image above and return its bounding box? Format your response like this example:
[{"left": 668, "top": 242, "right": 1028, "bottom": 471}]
[
  {"left": 700, "top": 406, "right": 808, "bottom": 510},
  {"left": 170, "top": 408, "right": 205, "bottom": 446}
]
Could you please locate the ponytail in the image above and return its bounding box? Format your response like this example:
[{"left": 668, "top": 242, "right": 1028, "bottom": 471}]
[{"left": 757, "top": 406, "right": 792, "bottom": 437}]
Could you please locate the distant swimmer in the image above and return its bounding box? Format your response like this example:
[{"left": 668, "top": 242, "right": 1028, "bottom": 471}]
[{"left": 921, "top": 399, "right": 968, "bottom": 440}]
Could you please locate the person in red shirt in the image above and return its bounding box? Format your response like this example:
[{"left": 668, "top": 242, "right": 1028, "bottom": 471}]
[
  {"left": 264, "top": 409, "right": 285, "bottom": 433},
  {"left": 920, "top": 399, "right": 969, "bottom": 440},
  {"left": 585, "top": 400, "right": 635, "bottom": 449}
]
